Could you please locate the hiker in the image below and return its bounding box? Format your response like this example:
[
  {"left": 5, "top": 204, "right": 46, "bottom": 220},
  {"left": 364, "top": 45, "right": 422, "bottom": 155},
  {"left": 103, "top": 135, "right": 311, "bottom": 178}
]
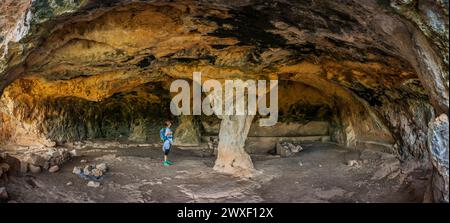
[{"left": 160, "top": 120, "right": 174, "bottom": 166}]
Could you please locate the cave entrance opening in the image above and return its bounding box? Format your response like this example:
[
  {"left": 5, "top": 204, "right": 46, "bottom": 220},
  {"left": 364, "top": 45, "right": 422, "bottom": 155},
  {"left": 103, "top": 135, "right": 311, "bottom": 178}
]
[{"left": 0, "top": 0, "right": 446, "bottom": 202}]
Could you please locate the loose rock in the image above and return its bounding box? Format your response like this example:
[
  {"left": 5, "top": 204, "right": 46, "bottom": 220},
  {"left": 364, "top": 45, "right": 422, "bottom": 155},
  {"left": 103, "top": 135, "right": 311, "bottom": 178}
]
[
  {"left": 276, "top": 141, "right": 304, "bottom": 157},
  {"left": 91, "top": 168, "right": 103, "bottom": 177},
  {"left": 72, "top": 166, "right": 82, "bottom": 175},
  {"left": 69, "top": 149, "right": 78, "bottom": 157},
  {"left": 83, "top": 165, "right": 94, "bottom": 175},
  {"left": 87, "top": 181, "right": 100, "bottom": 188},
  {"left": 73, "top": 163, "right": 108, "bottom": 181},
  {"left": 347, "top": 160, "right": 362, "bottom": 167},
  {"left": 96, "top": 163, "right": 108, "bottom": 172},
  {"left": 48, "top": 165, "right": 59, "bottom": 173}
]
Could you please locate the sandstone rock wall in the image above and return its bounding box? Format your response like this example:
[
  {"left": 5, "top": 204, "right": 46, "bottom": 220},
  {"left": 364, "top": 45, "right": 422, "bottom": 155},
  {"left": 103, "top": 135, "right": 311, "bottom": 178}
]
[{"left": 0, "top": 80, "right": 173, "bottom": 145}]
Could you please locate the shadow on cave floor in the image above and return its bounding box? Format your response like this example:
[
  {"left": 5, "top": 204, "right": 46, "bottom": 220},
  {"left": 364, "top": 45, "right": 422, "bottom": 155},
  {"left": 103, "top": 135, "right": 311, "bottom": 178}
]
[{"left": 4, "top": 141, "right": 428, "bottom": 203}]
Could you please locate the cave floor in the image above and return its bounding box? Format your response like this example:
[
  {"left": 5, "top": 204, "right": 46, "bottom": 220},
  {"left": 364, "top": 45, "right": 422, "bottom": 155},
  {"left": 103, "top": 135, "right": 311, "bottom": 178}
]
[{"left": 4, "top": 142, "right": 428, "bottom": 203}]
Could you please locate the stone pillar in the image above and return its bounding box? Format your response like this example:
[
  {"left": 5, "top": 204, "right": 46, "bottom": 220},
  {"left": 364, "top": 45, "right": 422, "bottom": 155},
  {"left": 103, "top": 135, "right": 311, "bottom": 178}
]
[
  {"left": 204, "top": 79, "right": 260, "bottom": 177},
  {"left": 213, "top": 114, "right": 256, "bottom": 177},
  {"left": 427, "top": 114, "right": 449, "bottom": 203}
]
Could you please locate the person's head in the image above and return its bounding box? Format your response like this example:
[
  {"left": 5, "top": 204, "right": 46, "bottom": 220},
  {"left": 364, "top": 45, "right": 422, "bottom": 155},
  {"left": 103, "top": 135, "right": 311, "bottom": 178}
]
[{"left": 165, "top": 120, "right": 172, "bottom": 127}]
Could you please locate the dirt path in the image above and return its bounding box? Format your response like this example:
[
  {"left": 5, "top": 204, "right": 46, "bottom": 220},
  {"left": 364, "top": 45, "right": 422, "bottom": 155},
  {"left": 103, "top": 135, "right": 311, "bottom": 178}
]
[{"left": 3, "top": 142, "right": 429, "bottom": 203}]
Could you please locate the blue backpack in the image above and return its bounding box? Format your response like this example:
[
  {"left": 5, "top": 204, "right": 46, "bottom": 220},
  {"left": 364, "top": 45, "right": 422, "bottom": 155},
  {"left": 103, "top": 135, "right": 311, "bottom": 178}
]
[{"left": 160, "top": 128, "right": 167, "bottom": 142}]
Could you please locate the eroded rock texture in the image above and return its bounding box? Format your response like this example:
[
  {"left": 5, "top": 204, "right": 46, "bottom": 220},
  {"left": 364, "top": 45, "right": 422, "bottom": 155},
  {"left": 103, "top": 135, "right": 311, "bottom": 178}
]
[
  {"left": 0, "top": 0, "right": 448, "bottom": 198},
  {"left": 214, "top": 115, "right": 256, "bottom": 177},
  {"left": 173, "top": 115, "right": 201, "bottom": 146},
  {"left": 428, "top": 114, "right": 449, "bottom": 203}
]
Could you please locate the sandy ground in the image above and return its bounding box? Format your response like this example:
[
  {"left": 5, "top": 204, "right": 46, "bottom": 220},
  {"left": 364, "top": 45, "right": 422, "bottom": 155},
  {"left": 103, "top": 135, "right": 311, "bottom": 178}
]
[{"left": 2, "top": 142, "right": 430, "bottom": 203}]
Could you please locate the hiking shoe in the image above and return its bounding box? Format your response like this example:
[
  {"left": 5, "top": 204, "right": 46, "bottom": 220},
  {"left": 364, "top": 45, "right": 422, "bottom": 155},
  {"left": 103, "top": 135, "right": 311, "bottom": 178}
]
[{"left": 163, "top": 161, "right": 170, "bottom": 166}]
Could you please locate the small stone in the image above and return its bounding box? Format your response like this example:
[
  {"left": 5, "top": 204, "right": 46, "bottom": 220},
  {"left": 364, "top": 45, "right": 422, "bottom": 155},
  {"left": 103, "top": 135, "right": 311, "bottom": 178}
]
[
  {"left": 91, "top": 168, "right": 103, "bottom": 177},
  {"left": 83, "top": 165, "right": 94, "bottom": 175},
  {"left": 66, "top": 181, "right": 73, "bottom": 186},
  {"left": 0, "top": 187, "right": 8, "bottom": 200},
  {"left": 80, "top": 159, "right": 88, "bottom": 163},
  {"left": 298, "top": 161, "right": 303, "bottom": 167},
  {"left": 72, "top": 166, "right": 82, "bottom": 175},
  {"left": 347, "top": 160, "right": 361, "bottom": 167},
  {"left": 96, "top": 163, "right": 108, "bottom": 172},
  {"left": 48, "top": 165, "right": 59, "bottom": 173},
  {"left": 46, "top": 148, "right": 58, "bottom": 157},
  {"left": 87, "top": 181, "right": 100, "bottom": 188},
  {"left": 318, "top": 164, "right": 322, "bottom": 167},
  {"left": 347, "top": 160, "right": 356, "bottom": 166},
  {"left": 29, "top": 164, "right": 41, "bottom": 174},
  {"left": 69, "top": 149, "right": 78, "bottom": 157},
  {"left": 291, "top": 145, "right": 303, "bottom": 153}
]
